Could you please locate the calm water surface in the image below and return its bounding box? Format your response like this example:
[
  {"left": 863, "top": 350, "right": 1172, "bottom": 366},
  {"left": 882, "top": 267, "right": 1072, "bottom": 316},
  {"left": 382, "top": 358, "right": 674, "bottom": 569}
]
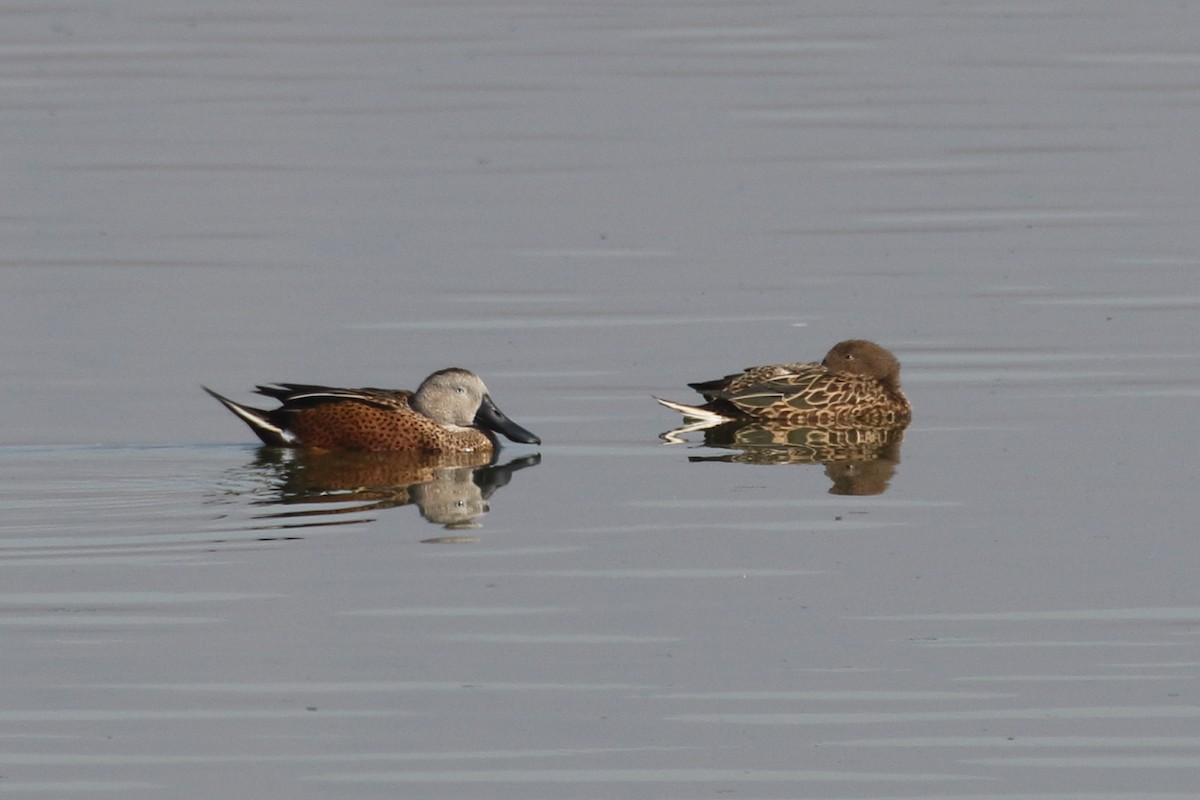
[{"left": 1, "top": 0, "right": 1199, "bottom": 797}]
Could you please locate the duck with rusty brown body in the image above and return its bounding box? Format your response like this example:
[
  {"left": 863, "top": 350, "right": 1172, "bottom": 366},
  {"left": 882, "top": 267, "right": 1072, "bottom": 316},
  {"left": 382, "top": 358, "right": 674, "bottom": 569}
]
[{"left": 204, "top": 368, "right": 540, "bottom": 454}]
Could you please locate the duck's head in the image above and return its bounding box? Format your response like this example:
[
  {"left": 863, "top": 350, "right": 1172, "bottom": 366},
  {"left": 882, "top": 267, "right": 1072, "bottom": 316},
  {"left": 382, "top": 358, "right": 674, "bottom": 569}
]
[
  {"left": 413, "top": 368, "right": 541, "bottom": 445},
  {"left": 821, "top": 340, "right": 902, "bottom": 389}
]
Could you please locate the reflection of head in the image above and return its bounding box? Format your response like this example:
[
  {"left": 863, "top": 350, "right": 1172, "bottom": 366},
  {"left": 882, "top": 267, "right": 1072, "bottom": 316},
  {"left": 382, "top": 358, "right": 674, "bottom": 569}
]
[
  {"left": 412, "top": 469, "right": 488, "bottom": 528},
  {"left": 824, "top": 459, "right": 897, "bottom": 496}
]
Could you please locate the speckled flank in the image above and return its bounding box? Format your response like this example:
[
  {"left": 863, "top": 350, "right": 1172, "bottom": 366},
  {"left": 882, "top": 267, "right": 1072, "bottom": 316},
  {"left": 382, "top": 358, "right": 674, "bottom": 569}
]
[{"left": 283, "top": 392, "right": 495, "bottom": 453}]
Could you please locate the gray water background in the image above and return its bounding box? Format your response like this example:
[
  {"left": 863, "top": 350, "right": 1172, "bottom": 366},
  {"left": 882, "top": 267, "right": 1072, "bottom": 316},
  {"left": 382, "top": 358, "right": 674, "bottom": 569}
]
[{"left": 1, "top": 1, "right": 1199, "bottom": 796}]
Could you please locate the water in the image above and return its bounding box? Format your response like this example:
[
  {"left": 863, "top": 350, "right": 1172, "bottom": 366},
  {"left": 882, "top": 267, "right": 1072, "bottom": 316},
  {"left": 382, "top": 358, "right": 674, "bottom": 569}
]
[{"left": 1, "top": 0, "right": 1198, "bottom": 796}]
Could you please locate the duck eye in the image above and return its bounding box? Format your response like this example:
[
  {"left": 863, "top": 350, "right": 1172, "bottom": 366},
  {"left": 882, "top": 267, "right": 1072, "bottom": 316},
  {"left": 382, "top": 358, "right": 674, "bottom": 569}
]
[{"left": 455, "top": 386, "right": 467, "bottom": 394}]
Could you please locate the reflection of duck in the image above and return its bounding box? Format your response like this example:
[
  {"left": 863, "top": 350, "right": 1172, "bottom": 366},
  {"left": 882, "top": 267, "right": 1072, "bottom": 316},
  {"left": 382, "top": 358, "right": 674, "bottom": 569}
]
[
  {"left": 204, "top": 368, "right": 540, "bottom": 453},
  {"left": 655, "top": 340, "right": 911, "bottom": 427},
  {"left": 230, "top": 449, "right": 540, "bottom": 530},
  {"left": 672, "top": 418, "right": 904, "bottom": 495},
  {"left": 678, "top": 419, "right": 904, "bottom": 464}
]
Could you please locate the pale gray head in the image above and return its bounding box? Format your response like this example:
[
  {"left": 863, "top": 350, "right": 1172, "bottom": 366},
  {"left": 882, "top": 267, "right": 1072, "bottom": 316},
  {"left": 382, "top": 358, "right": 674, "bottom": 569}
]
[
  {"left": 412, "top": 368, "right": 542, "bottom": 445},
  {"left": 821, "top": 340, "right": 902, "bottom": 388},
  {"left": 411, "top": 368, "right": 488, "bottom": 427}
]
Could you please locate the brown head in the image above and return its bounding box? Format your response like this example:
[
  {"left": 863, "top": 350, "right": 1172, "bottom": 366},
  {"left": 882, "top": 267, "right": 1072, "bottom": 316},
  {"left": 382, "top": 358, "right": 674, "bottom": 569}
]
[{"left": 821, "top": 340, "right": 903, "bottom": 391}]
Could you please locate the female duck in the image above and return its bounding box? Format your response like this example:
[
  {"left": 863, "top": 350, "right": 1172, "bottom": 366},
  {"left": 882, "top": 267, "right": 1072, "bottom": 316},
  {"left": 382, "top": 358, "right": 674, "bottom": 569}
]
[{"left": 656, "top": 339, "right": 911, "bottom": 427}]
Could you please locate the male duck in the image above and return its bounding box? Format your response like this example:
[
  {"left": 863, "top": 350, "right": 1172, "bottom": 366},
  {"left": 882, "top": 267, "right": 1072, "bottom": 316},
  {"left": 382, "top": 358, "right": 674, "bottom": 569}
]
[
  {"left": 205, "top": 368, "right": 540, "bottom": 453},
  {"left": 655, "top": 339, "right": 911, "bottom": 427}
]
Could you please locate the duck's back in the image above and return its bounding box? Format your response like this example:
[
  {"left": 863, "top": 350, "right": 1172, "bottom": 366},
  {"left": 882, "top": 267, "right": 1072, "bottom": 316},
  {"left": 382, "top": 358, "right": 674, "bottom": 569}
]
[{"left": 696, "top": 363, "right": 910, "bottom": 426}]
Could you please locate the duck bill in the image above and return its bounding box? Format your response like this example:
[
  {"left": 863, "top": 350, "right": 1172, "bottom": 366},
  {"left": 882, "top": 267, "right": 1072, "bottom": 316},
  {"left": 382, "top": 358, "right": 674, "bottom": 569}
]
[{"left": 474, "top": 394, "right": 541, "bottom": 445}]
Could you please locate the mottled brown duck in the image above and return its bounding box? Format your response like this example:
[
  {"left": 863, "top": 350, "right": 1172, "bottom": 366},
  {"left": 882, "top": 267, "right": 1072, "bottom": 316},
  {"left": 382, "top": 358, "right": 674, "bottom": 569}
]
[{"left": 655, "top": 339, "right": 911, "bottom": 428}]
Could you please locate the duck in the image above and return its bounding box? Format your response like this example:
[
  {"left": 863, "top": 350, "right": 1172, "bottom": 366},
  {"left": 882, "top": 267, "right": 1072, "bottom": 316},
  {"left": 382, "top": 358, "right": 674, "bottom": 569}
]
[
  {"left": 655, "top": 339, "right": 911, "bottom": 427},
  {"left": 204, "top": 368, "right": 540, "bottom": 453}
]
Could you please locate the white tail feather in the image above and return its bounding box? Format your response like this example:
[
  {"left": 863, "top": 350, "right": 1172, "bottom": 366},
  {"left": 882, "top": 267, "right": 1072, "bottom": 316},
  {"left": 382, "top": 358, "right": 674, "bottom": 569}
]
[{"left": 652, "top": 396, "right": 733, "bottom": 422}]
